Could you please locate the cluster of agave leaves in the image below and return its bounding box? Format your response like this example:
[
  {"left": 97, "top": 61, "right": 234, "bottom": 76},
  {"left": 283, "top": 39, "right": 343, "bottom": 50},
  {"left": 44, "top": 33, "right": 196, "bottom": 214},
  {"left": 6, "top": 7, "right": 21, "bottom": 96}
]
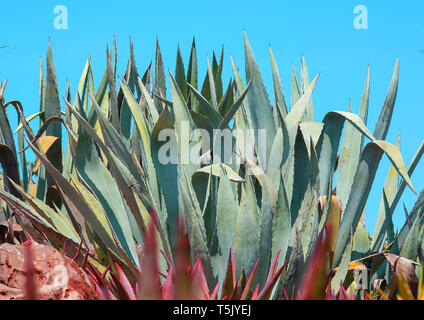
[{"left": 1, "top": 32, "right": 424, "bottom": 299}]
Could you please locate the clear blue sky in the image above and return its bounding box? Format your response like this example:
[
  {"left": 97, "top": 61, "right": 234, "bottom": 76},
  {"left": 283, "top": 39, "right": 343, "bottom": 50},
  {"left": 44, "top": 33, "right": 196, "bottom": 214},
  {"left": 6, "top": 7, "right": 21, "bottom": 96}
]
[{"left": 1, "top": 1, "right": 424, "bottom": 233}]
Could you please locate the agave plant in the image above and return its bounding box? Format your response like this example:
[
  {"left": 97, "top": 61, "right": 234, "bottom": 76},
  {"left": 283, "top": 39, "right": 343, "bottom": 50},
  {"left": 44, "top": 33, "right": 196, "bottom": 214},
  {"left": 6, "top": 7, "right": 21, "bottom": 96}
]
[{"left": 0, "top": 32, "right": 423, "bottom": 300}]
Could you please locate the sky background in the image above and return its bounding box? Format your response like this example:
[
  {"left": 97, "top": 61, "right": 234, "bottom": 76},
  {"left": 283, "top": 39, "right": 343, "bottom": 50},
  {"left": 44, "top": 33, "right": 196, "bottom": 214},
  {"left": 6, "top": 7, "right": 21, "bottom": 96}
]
[{"left": 0, "top": 0, "right": 423, "bottom": 233}]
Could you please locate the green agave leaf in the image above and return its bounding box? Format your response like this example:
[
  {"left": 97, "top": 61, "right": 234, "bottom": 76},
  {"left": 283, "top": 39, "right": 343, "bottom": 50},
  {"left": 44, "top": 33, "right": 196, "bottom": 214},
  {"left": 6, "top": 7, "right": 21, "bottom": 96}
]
[
  {"left": 9, "top": 179, "right": 80, "bottom": 243},
  {"left": 216, "top": 166, "right": 239, "bottom": 275},
  {"left": 212, "top": 48, "right": 224, "bottom": 104},
  {"left": 194, "top": 164, "right": 244, "bottom": 182},
  {"left": 290, "top": 128, "right": 312, "bottom": 223},
  {"left": 243, "top": 32, "right": 276, "bottom": 162},
  {"left": 299, "top": 56, "right": 315, "bottom": 122},
  {"left": 106, "top": 46, "right": 120, "bottom": 132},
  {"left": 180, "top": 168, "right": 215, "bottom": 289},
  {"left": 150, "top": 105, "right": 179, "bottom": 245},
  {"left": 269, "top": 46, "right": 288, "bottom": 117},
  {"left": 275, "top": 231, "right": 304, "bottom": 299},
  {"left": 44, "top": 41, "right": 62, "bottom": 143},
  {"left": 337, "top": 68, "right": 370, "bottom": 212},
  {"left": 119, "top": 40, "right": 140, "bottom": 141},
  {"left": 169, "top": 72, "right": 200, "bottom": 179},
  {"left": 400, "top": 210, "right": 421, "bottom": 261},
  {"left": 265, "top": 127, "right": 287, "bottom": 188},
  {"left": 371, "top": 131, "right": 400, "bottom": 251},
  {"left": 373, "top": 58, "right": 399, "bottom": 141},
  {"left": 74, "top": 132, "right": 139, "bottom": 263},
  {"left": 388, "top": 139, "right": 424, "bottom": 222},
  {"left": 398, "top": 190, "right": 424, "bottom": 249},
  {"left": 186, "top": 83, "right": 223, "bottom": 129},
  {"left": 67, "top": 100, "right": 159, "bottom": 252},
  {"left": 0, "top": 144, "right": 20, "bottom": 199},
  {"left": 291, "top": 65, "right": 301, "bottom": 108},
  {"left": 352, "top": 210, "right": 370, "bottom": 260},
  {"left": 285, "top": 74, "right": 319, "bottom": 131},
  {"left": 138, "top": 77, "right": 160, "bottom": 124},
  {"left": 233, "top": 174, "right": 260, "bottom": 280},
  {"left": 317, "top": 111, "right": 375, "bottom": 197},
  {"left": 23, "top": 135, "right": 122, "bottom": 259},
  {"left": 175, "top": 45, "right": 188, "bottom": 100},
  {"left": 271, "top": 174, "right": 291, "bottom": 269},
  {"left": 154, "top": 38, "right": 166, "bottom": 114},
  {"left": 206, "top": 56, "right": 218, "bottom": 107},
  {"left": 331, "top": 232, "right": 353, "bottom": 293},
  {"left": 187, "top": 38, "right": 198, "bottom": 112},
  {"left": 333, "top": 140, "right": 415, "bottom": 267},
  {"left": 217, "top": 80, "right": 251, "bottom": 131},
  {"left": 92, "top": 90, "right": 151, "bottom": 198},
  {"left": 218, "top": 80, "right": 235, "bottom": 117}
]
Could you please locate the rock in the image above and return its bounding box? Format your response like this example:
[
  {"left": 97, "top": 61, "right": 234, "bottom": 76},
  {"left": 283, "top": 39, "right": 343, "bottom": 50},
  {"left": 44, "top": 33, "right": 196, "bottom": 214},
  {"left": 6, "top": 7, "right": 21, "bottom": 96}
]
[{"left": 0, "top": 241, "right": 99, "bottom": 300}]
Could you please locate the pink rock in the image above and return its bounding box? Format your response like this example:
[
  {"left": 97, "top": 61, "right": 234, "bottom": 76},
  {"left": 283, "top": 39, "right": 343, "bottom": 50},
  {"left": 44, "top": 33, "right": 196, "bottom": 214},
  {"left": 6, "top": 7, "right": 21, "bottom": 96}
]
[{"left": 0, "top": 241, "right": 99, "bottom": 300}]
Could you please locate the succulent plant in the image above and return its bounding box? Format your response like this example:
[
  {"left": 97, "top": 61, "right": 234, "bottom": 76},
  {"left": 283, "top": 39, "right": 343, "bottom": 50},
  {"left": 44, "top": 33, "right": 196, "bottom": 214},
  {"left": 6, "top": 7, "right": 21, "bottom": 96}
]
[{"left": 0, "top": 32, "right": 423, "bottom": 300}]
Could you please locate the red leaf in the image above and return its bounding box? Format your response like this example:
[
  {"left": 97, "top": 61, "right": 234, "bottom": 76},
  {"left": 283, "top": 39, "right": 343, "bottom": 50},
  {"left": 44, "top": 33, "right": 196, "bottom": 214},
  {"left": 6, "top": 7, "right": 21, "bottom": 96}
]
[
  {"left": 162, "top": 265, "right": 174, "bottom": 300},
  {"left": 137, "top": 221, "right": 161, "bottom": 299},
  {"left": 240, "top": 258, "right": 260, "bottom": 300},
  {"left": 298, "top": 226, "right": 332, "bottom": 300}
]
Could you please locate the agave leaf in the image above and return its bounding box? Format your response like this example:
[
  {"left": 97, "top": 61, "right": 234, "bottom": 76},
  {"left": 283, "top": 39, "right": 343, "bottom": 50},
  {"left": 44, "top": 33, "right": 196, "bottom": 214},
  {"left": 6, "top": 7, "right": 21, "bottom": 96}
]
[
  {"left": 372, "top": 131, "right": 401, "bottom": 251},
  {"left": 244, "top": 159, "right": 277, "bottom": 212},
  {"left": 119, "top": 40, "right": 139, "bottom": 141},
  {"left": 91, "top": 92, "right": 148, "bottom": 196},
  {"left": 352, "top": 210, "right": 370, "bottom": 260},
  {"left": 218, "top": 80, "right": 234, "bottom": 117},
  {"left": 291, "top": 65, "right": 301, "bottom": 107},
  {"left": 9, "top": 179, "right": 80, "bottom": 243},
  {"left": 269, "top": 46, "right": 288, "bottom": 117},
  {"left": 195, "top": 164, "right": 244, "bottom": 182},
  {"left": 175, "top": 45, "right": 188, "bottom": 101},
  {"left": 67, "top": 101, "right": 153, "bottom": 241},
  {"left": 400, "top": 211, "right": 421, "bottom": 262},
  {"left": 0, "top": 144, "right": 20, "bottom": 199},
  {"left": 388, "top": 139, "right": 424, "bottom": 225},
  {"left": 206, "top": 56, "right": 218, "bottom": 107},
  {"left": 106, "top": 46, "right": 120, "bottom": 132},
  {"left": 271, "top": 175, "right": 291, "bottom": 266},
  {"left": 299, "top": 56, "right": 315, "bottom": 122},
  {"left": 275, "top": 231, "right": 304, "bottom": 299},
  {"left": 333, "top": 140, "right": 415, "bottom": 267},
  {"left": 290, "top": 128, "right": 312, "bottom": 223},
  {"left": 217, "top": 80, "right": 251, "bottom": 131},
  {"left": 266, "top": 126, "right": 289, "bottom": 188},
  {"left": 398, "top": 190, "right": 424, "bottom": 250},
  {"left": 138, "top": 78, "right": 160, "bottom": 123},
  {"left": 44, "top": 41, "right": 62, "bottom": 144},
  {"left": 186, "top": 83, "right": 223, "bottom": 128},
  {"left": 233, "top": 174, "right": 260, "bottom": 280},
  {"left": 243, "top": 32, "right": 276, "bottom": 161},
  {"left": 373, "top": 58, "right": 399, "bottom": 141},
  {"left": 153, "top": 38, "right": 166, "bottom": 114},
  {"left": 337, "top": 69, "right": 370, "bottom": 212},
  {"left": 215, "top": 166, "right": 239, "bottom": 279},
  {"left": 24, "top": 134, "right": 124, "bottom": 256},
  {"left": 169, "top": 72, "right": 200, "bottom": 178},
  {"left": 187, "top": 38, "right": 198, "bottom": 111},
  {"left": 330, "top": 233, "right": 353, "bottom": 293},
  {"left": 285, "top": 74, "right": 319, "bottom": 132},
  {"left": 150, "top": 105, "right": 179, "bottom": 244},
  {"left": 317, "top": 110, "right": 375, "bottom": 197},
  {"left": 74, "top": 132, "right": 139, "bottom": 262},
  {"left": 179, "top": 169, "right": 214, "bottom": 289}
]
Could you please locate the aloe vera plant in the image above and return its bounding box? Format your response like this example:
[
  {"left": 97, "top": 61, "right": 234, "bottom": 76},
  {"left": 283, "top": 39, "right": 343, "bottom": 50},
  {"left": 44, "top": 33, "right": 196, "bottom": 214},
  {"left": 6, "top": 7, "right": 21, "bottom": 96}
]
[{"left": 0, "top": 32, "right": 423, "bottom": 300}]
